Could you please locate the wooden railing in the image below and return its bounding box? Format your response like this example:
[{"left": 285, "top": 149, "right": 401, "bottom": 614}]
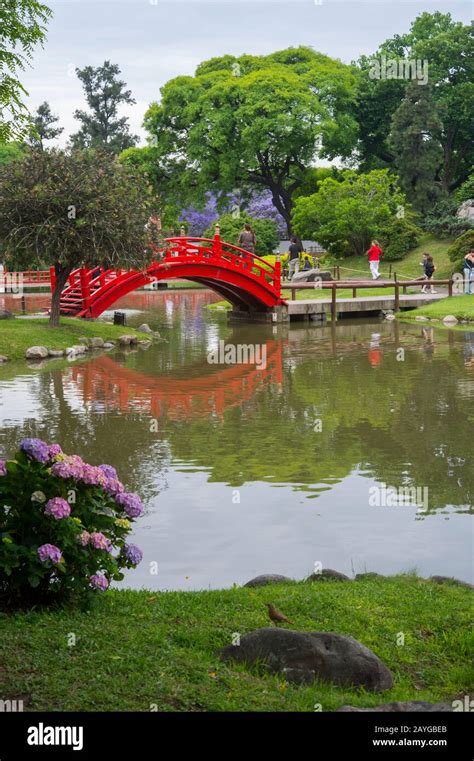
[{"left": 283, "top": 278, "right": 455, "bottom": 321}]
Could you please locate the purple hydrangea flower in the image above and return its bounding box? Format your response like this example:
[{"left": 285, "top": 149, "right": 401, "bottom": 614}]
[
  {"left": 104, "top": 477, "right": 124, "bottom": 496},
  {"left": 44, "top": 497, "right": 71, "bottom": 520},
  {"left": 37, "top": 543, "right": 62, "bottom": 564},
  {"left": 123, "top": 543, "right": 143, "bottom": 566},
  {"left": 0, "top": 460, "right": 6, "bottom": 476},
  {"left": 90, "top": 573, "right": 109, "bottom": 591},
  {"left": 89, "top": 532, "right": 111, "bottom": 551},
  {"left": 115, "top": 492, "right": 143, "bottom": 518},
  {"left": 99, "top": 464, "right": 118, "bottom": 480},
  {"left": 80, "top": 464, "right": 107, "bottom": 487},
  {"left": 48, "top": 444, "right": 63, "bottom": 460},
  {"left": 20, "top": 438, "right": 50, "bottom": 464},
  {"left": 51, "top": 455, "right": 84, "bottom": 480}
]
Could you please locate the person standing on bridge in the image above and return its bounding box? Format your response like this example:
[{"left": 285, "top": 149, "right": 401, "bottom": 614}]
[
  {"left": 237, "top": 223, "right": 256, "bottom": 255},
  {"left": 367, "top": 240, "right": 383, "bottom": 280}
]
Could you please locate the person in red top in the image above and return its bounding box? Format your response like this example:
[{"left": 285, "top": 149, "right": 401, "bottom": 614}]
[{"left": 367, "top": 239, "right": 383, "bottom": 280}]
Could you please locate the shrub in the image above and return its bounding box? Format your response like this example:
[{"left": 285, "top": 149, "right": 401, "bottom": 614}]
[
  {"left": 379, "top": 219, "right": 422, "bottom": 261},
  {"left": 447, "top": 230, "right": 474, "bottom": 272},
  {"left": 423, "top": 197, "right": 472, "bottom": 238},
  {"left": 203, "top": 212, "right": 279, "bottom": 258},
  {"left": 0, "top": 440, "right": 144, "bottom": 607}
]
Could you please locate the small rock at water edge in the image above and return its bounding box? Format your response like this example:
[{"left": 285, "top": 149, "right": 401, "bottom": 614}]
[
  {"left": 88, "top": 337, "right": 105, "bottom": 349},
  {"left": 119, "top": 335, "right": 138, "bottom": 346},
  {"left": 137, "top": 323, "right": 153, "bottom": 334},
  {"left": 243, "top": 574, "right": 293, "bottom": 588},
  {"left": 442, "top": 315, "right": 458, "bottom": 324},
  {"left": 25, "top": 346, "right": 49, "bottom": 360},
  {"left": 47, "top": 349, "right": 65, "bottom": 358}
]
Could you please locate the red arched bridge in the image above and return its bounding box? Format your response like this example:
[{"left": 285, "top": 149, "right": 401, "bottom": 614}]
[{"left": 53, "top": 231, "right": 285, "bottom": 318}]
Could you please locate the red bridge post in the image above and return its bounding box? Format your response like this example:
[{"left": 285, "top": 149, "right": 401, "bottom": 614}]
[
  {"left": 275, "top": 254, "right": 281, "bottom": 297},
  {"left": 214, "top": 224, "right": 222, "bottom": 257}
]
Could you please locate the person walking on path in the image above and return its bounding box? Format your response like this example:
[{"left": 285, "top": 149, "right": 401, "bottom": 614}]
[
  {"left": 421, "top": 254, "right": 436, "bottom": 293},
  {"left": 367, "top": 240, "right": 383, "bottom": 280},
  {"left": 288, "top": 236, "right": 302, "bottom": 280},
  {"left": 464, "top": 251, "right": 474, "bottom": 295}
]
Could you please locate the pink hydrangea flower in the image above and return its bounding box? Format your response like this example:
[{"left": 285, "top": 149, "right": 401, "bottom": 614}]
[
  {"left": 90, "top": 573, "right": 109, "bottom": 591},
  {"left": 115, "top": 492, "right": 143, "bottom": 518},
  {"left": 78, "top": 531, "right": 90, "bottom": 546},
  {"left": 89, "top": 532, "right": 111, "bottom": 551},
  {"left": 44, "top": 497, "right": 71, "bottom": 520},
  {"left": 81, "top": 464, "right": 107, "bottom": 487},
  {"left": 48, "top": 444, "right": 63, "bottom": 460},
  {"left": 51, "top": 455, "right": 84, "bottom": 480}
]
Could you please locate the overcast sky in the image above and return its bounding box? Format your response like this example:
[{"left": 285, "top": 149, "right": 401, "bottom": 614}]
[{"left": 20, "top": 0, "right": 471, "bottom": 146}]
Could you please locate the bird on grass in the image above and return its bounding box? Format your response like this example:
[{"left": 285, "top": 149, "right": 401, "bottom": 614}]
[{"left": 266, "top": 603, "right": 294, "bottom": 626}]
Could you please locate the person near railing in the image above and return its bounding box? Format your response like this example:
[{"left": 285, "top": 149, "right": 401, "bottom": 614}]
[
  {"left": 288, "top": 236, "right": 302, "bottom": 280},
  {"left": 237, "top": 223, "right": 256, "bottom": 269},
  {"left": 421, "top": 254, "right": 436, "bottom": 294},
  {"left": 464, "top": 251, "right": 474, "bottom": 295},
  {"left": 366, "top": 240, "right": 383, "bottom": 280}
]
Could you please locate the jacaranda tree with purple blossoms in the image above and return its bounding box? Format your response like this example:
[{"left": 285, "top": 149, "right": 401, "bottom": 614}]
[{"left": 0, "top": 439, "right": 144, "bottom": 607}]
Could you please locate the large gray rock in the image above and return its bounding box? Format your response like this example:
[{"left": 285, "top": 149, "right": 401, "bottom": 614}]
[
  {"left": 291, "top": 269, "right": 333, "bottom": 283},
  {"left": 88, "top": 337, "right": 105, "bottom": 349},
  {"left": 430, "top": 575, "right": 474, "bottom": 590},
  {"left": 243, "top": 574, "right": 293, "bottom": 588},
  {"left": 338, "top": 701, "right": 452, "bottom": 712},
  {"left": 442, "top": 315, "right": 458, "bottom": 325},
  {"left": 119, "top": 334, "right": 138, "bottom": 346},
  {"left": 25, "top": 346, "right": 49, "bottom": 360},
  {"left": 137, "top": 323, "right": 153, "bottom": 334},
  {"left": 220, "top": 628, "right": 393, "bottom": 691},
  {"left": 307, "top": 568, "right": 351, "bottom": 582}
]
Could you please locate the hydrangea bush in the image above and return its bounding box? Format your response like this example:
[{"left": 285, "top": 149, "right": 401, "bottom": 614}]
[{"left": 0, "top": 439, "right": 143, "bottom": 606}]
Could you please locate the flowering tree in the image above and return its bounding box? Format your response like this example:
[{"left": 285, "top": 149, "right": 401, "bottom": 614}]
[
  {"left": 181, "top": 190, "right": 286, "bottom": 238},
  {"left": 0, "top": 439, "right": 144, "bottom": 607}
]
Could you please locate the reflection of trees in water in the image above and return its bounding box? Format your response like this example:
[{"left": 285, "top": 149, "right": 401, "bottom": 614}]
[
  {"left": 0, "top": 323, "right": 472, "bottom": 514},
  {"left": 0, "top": 368, "right": 168, "bottom": 503}
]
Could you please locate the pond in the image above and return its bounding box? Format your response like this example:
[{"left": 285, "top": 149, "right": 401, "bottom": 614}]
[{"left": 0, "top": 289, "right": 472, "bottom": 589}]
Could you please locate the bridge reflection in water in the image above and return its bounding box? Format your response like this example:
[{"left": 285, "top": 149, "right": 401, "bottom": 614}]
[{"left": 69, "top": 341, "right": 283, "bottom": 421}]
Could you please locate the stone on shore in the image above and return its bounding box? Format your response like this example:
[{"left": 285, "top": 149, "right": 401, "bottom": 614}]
[
  {"left": 47, "top": 349, "right": 65, "bottom": 358},
  {"left": 137, "top": 323, "right": 153, "bottom": 334},
  {"left": 220, "top": 628, "right": 393, "bottom": 691},
  {"left": 415, "top": 315, "right": 429, "bottom": 321},
  {"left": 119, "top": 335, "right": 138, "bottom": 346},
  {"left": 88, "top": 337, "right": 105, "bottom": 349},
  {"left": 25, "top": 346, "right": 49, "bottom": 360},
  {"left": 243, "top": 574, "right": 293, "bottom": 588},
  {"left": 430, "top": 575, "right": 474, "bottom": 590},
  {"left": 307, "top": 568, "right": 351, "bottom": 582},
  {"left": 442, "top": 315, "right": 458, "bottom": 324}
]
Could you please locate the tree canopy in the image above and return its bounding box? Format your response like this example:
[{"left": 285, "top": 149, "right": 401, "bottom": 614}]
[
  {"left": 143, "top": 47, "right": 358, "bottom": 234},
  {"left": 70, "top": 61, "right": 138, "bottom": 154},
  {"left": 0, "top": 149, "right": 155, "bottom": 325},
  {"left": 28, "top": 100, "right": 63, "bottom": 148},
  {"left": 0, "top": 0, "right": 51, "bottom": 141}
]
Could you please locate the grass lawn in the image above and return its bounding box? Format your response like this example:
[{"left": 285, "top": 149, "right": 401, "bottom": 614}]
[
  {"left": 339, "top": 235, "right": 455, "bottom": 281},
  {"left": 0, "top": 575, "right": 472, "bottom": 712},
  {"left": 399, "top": 294, "right": 474, "bottom": 322},
  {"left": 0, "top": 317, "right": 144, "bottom": 362}
]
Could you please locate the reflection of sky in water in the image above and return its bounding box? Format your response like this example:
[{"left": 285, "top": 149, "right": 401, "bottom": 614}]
[{"left": 0, "top": 291, "right": 473, "bottom": 588}]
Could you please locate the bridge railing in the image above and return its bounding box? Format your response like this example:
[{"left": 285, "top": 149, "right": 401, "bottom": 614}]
[
  {"left": 162, "top": 229, "right": 281, "bottom": 294},
  {"left": 284, "top": 278, "right": 456, "bottom": 320}
]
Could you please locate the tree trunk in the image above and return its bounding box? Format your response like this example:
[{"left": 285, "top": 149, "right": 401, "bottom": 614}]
[
  {"left": 49, "top": 265, "right": 71, "bottom": 328},
  {"left": 269, "top": 184, "right": 293, "bottom": 237}
]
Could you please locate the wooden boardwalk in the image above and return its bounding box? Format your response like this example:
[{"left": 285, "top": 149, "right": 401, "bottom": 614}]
[{"left": 287, "top": 292, "right": 446, "bottom": 320}]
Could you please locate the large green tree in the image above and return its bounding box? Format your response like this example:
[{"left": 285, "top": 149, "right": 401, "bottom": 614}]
[
  {"left": 0, "top": 0, "right": 51, "bottom": 141},
  {"left": 389, "top": 83, "right": 443, "bottom": 212},
  {"left": 70, "top": 61, "right": 138, "bottom": 154},
  {"left": 143, "top": 47, "right": 358, "bottom": 235},
  {"left": 353, "top": 12, "right": 473, "bottom": 196},
  {"left": 291, "top": 169, "right": 406, "bottom": 257},
  {"left": 0, "top": 149, "right": 155, "bottom": 326}
]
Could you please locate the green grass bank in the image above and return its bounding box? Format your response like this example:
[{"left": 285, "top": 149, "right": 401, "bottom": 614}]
[
  {"left": 0, "top": 318, "right": 144, "bottom": 362},
  {"left": 0, "top": 575, "right": 472, "bottom": 712},
  {"left": 399, "top": 294, "right": 474, "bottom": 322}
]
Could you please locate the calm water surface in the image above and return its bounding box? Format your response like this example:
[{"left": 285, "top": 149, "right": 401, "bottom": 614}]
[{"left": 0, "top": 289, "right": 473, "bottom": 588}]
